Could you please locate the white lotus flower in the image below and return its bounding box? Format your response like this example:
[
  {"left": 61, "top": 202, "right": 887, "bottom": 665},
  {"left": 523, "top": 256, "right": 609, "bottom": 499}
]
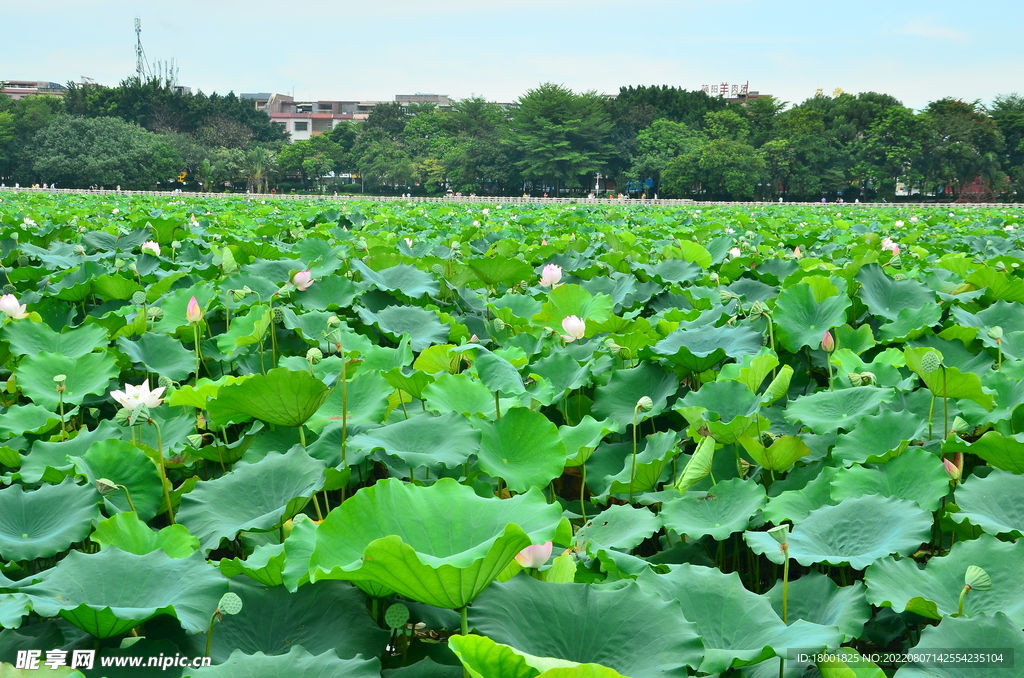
[
  {"left": 729, "top": 247, "right": 742, "bottom": 259},
  {"left": 0, "top": 294, "right": 28, "bottom": 320},
  {"left": 561, "top": 315, "right": 586, "bottom": 342},
  {"left": 539, "top": 264, "right": 562, "bottom": 287},
  {"left": 110, "top": 379, "right": 166, "bottom": 411},
  {"left": 515, "top": 541, "right": 553, "bottom": 568},
  {"left": 141, "top": 240, "right": 161, "bottom": 256}
]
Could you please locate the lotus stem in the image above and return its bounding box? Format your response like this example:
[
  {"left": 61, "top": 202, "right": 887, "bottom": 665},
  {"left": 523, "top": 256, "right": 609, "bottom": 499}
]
[
  {"left": 311, "top": 493, "right": 323, "bottom": 521},
  {"left": 494, "top": 391, "right": 501, "bottom": 419},
  {"left": 204, "top": 610, "right": 218, "bottom": 658},
  {"left": 193, "top": 323, "right": 203, "bottom": 381},
  {"left": 224, "top": 289, "right": 231, "bottom": 331},
  {"left": 269, "top": 302, "right": 279, "bottom": 367},
  {"left": 928, "top": 395, "right": 936, "bottom": 440},
  {"left": 825, "top": 353, "right": 834, "bottom": 391},
  {"left": 116, "top": 484, "right": 138, "bottom": 514},
  {"left": 460, "top": 606, "right": 469, "bottom": 636},
  {"left": 580, "top": 463, "right": 587, "bottom": 523},
  {"left": 956, "top": 585, "right": 969, "bottom": 617},
  {"left": 942, "top": 366, "right": 949, "bottom": 437},
  {"left": 151, "top": 418, "right": 175, "bottom": 524},
  {"left": 340, "top": 340, "right": 348, "bottom": 468},
  {"left": 781, "top": 543, "right": 790, "bottom": 623},
  {"left": 629, "top": 405, "right": 639, "bottom": 503}
]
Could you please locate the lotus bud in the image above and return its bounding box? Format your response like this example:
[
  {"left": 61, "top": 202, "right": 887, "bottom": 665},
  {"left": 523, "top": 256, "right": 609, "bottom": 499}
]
[
  {"left": 95, "top": 478, "right": 119, "bottom": 495},
  {"left": 469, "top": 334, "right": 479, "bottom": 344},
  {"left": 147, "top": 306, "right": 164, "bottom": 320},
  {"left": 514, "top": 541, "right": 553, "bottom": 568},
  {"left": 920, "top": 350, "right": 942, "bottom": 373},
  {"left": 128, "top": 262, "right": 138, "bottom": 273},
  {"left": 186, "top": 296, "right": 203, "bottom": 324},
  {"left": 767, "top": 524, "right": 790, "bottom": 545},
  {"left": 821, "top": 330, "right": 835, "bottom": 353},
  {"left": 272, "top": 307, "right": 285, "bottom": 323},
  {"left": 131, "top": 291, "right": 147, "bottom": 305},
  {"left": 1, "top": 284, "right": 15, "bottom": 295},
  {"left": 114, "top": 257, "right": 126, "bottom": 268},
  {"left": 964, "top": 565, "right": 991, "bottom": 591},
  {"left": 141, "top": 240, "right": 161, "bottom": 257},
  {"left": 431, "top": 263, "right": 445, "bottom": 275},
  {"left": 291, "top": 269, "right": 314, "bottom": 291},
  {"left": 943, "top": 457, "right": 961, "bottom": 481},
  {"left": 636, "top": 396, "right": 654, "bottom": 412},
  {"left": 218, "top": 592, "right": 243, "bottom": 616},
  {"left": 793, "top": 246, "right": 801, "bottom": 258},
  {"left": 306, "top": 347, "right": 323, "bottom": 364}
]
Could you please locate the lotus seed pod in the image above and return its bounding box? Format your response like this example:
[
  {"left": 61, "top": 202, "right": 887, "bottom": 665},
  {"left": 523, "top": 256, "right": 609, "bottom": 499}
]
[
  {"left": 859, "top": 371, "right": 876, "bottom": 386},
  {"left": 636, "top": 396, "right": 654, "bottom": 412},
  {"left": 114, "top": 408, "right": 132, "bottom": 426},
  {"left": 889, "top": 254, "right": 902, "bottom": 268},
  {"left": 17, "top": 255, "right": 29, "bottom": 267},
  {"left": 431, "top": 263, "right": 445, "bottom": 275},
  {"left": 292, "top": 513, "right": 311, "bottom": 524},
  {"left": 186, "top": 434, "right": 204, "bottom": 449},
  {"left": 920, "top": 350, "right": 942, "bottom": 373},
  {"left": 53, "top": 374, "right": 67, "bottom": 385},
  {"left": 306, "top": 347, "right": 323, "bottom": 364},
  {"left": 708, "top": 272, "right": 720, "bottom": 284},
  {"left": 849, "top": 372, "right": 863, "bottom": 387},
  {"left": 384, "top": 602, "right": 410, "bottom": 630},
  {"left": 73, "top": 244, "right": 86, "bottom": 256},
  {"left": 749, "top": 300, "right": 764, "bottom": 315},
  {"left": 964, "top": 565, "right": 992, "bottom": 591},
  {"left": 272, "top": 307, "right": 284, "bottom": 323},
  {"left": 719, "top": 290, "right": 733, "bottom": 304},
  {"left": 171, "top": 240, "right": 181, "bottom": 250},
  {"left": 94, "top": 478, "right": 119, "bottom": 495},
  {"left": 493, "top": 318, "right": 507, "bottom": 331},
  {"left": 131, "top": 291, "right": 147, "bottom": 305},
  {"left": 147, "top": 307, "right": 164, "bottom": 320},
  {"left": 618, "top": 345, "right": 633, "bottom": 359},
  {"left": 519, "top": 280, "right": 530, "bottom": 290},
  {"left": 231, "top": 288, "right": 248, "bottom": 302},
  {"left": 987, "top": 326, "right": 1003, "bottom": 340},
  {"left": 951, "top": 416, "right": 969, "bottom": 432},
  {"left": 114, "top": 257, "right": 125, "bottom": 268},
  {"left": 2, "top": 284, "right": 16, "bottom": 295},
  {"left": 767, "top": 524, "right": 790, "bottom": 545},
  {"left": 218, "top": 592, "right": 243, "bottom": 616},
  {"left": 326, "top": 315, "right": 341, "bottom": 327},
  {"left": 892, "top": 272, "right": 906, "bottom": 281},
  {"left": 157, "top": 375, "right": 174, "bottom": 390}
]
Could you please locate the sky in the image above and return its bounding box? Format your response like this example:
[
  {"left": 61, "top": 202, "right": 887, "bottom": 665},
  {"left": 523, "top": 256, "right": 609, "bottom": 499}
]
[{"left": 4, "top": 0, "right": 1022, "bottom": 110}]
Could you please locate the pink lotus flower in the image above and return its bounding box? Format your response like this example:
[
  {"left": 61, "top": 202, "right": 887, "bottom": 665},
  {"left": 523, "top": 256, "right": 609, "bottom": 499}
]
[
  {"left": 793, "top": 246, "right": 802, "bottom": 259},
  {"left": 292, "top": 269, "right": 314, "bottom": 291},
  {"left": 515, "top": 541, "right": 552, "bottom": 568},
  {"left": 881, "top": 237, "right": 900, "bottom": 256},
  {"left": 910, "top": 216, "right": 919, "bottom": 223},
  {"left": 0, "top": 294, "right": 28, "bottom": 320},
  {"left": 943, "top": 457, "right": 961, "bottom": 481},
  {"left": 539, "top": 264, "right": 562, "bottom": 287},
  {"left": 141, "top": 240, "right": 161, "bottom": 257},
  {"left": 561, "top": 315, "right": 586, "bottom": 342},
  {"left": 186, "top": 296, "right": 203, "bottom": 324},
  {"left": 822, "top": 330, "right": 835, "bottom": 352},
  {"left": 110, "top": 379, "right": 165, "bottom": 411},
  {"left": 728, "top": 247, "right": 742, "bottom": 259}
]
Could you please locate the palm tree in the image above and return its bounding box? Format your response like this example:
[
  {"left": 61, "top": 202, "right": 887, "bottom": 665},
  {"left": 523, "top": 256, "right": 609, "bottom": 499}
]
[{"left": 244, "top": 147, "right": 277, "bottom": 193}]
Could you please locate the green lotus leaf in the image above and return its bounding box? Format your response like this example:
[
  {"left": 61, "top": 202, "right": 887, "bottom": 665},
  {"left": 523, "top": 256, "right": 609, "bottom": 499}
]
[
  {"left": 116, "top": 333, "right": 196, "bottom": 382},
  {"left": 637, "top": 563, "right": 842, "bottom": 674},
  {"left": 13, "top": 420, "right": 119, "bottom": 485},
  {"left": 383, "top": 366, "right": 435, "bottom": 400},
  {"left": 476, "top": 407, "right": 567, "bottom": 493},
  {"left": 177, "top": 446, "right": 326, "bottom": 551},
  {"left": 306, "top": 369, "right": 391, "bottom": 434},
  {"left": 892, "top": 613, "right": 1024, "bottom": 678},
  {"left": 351, "top": 260, "right": 438, "bottom": 298},
  {"left": 359, "top": 305, "right": 449, "bottom": 351},
  {"left": 739, "top": 435, "right": 809, "bottom": 472},
  {"left": 762, "top": 466, "right": 840, "bottom": 524},
  {"left": 308, "top": 478, "right": 563, "bottom": 608},
  {"left": 856, "top": 264, "right": 941, "bottom": 340},
  {"left": 765, "top": 571, "right": 871, "bottom": 641},
  {"left": 783, "top": 387, "right": 894, "bottom": 434},
  {"left": 864, "top": 534, "right": 1024, "bottom": 624},
  {"left": 814, "top": 647, "right": 886, "bottom": 678},
  {"left": 950, "top": 469, "right": 1024, "bottom": 537},
  {"left": 717, "top": 348, "right": 779, "bottom": 393},
  {"left": 91, "top": 272, "right": 143, "bottom": 301},
  {"left": 649, "top": 324, "right": 764, "bottom": 373},
  {"left": 194, "top": 580, "right": 389, "bottom": 664},
  {"left": 0, "top": 322, "right": 107, "bottom": 359},
  {"left": 590, "top": 431, "right": 682, "bottom": 500},
  {"left": 574, "top": 504, "right": 662, "bottom": 553},
  {"left": 638, "top": 257, "right": 702, "bottom": 283},
  {"left": 591, "top": 363, "right": 678, "bottom": 429},
  {"left": 207, "top": 367, "right": 331, "bottom": 428},
  {"left": 0, "top": 663, "right": 84, "bottom": 677},
  {"left": 661, "top": 478, "right": 767, "bottom": 540},
  {"left": 293, "top": 274, "right": 357, "bottom": 311},
  {"left": 185, "top": 646, "right": 380, "bottom": 678},
  {"left": 350, "top": 412, "right": 480, "bottom": 471},
  {"left": 530, "top": 352, "right": 596, "bottom": 396},
  {"left": 959, "top": 370, "right": 1024, "bottom": 426},
  {"left": 832, "top": 409, "right": 927, "bottom": 466},
  {"left": 676, "top": 379, "right": 761, "bottom": 425},
  {"left": 673, "top": 434, "right": 716, "bottom": 494},
  {"left": 941, "top": 430, "right": 1024, "bottom": 474},
  {"left": 152, "top": 284, "right": 217, "bottom": 334},
  {"left": 214, "top": 306, "right": 272, "bottom": 357},
  {"left": 466, "top": 256, "right": 535, "bottom": 286},
  {"left": 773, "top": 280, "right": 852, "bottom": 353},
  {"left": 0, "top": 480, "right": 100, "bottom": 562},
  {"left": 449, "top": 634, "right": 628, "bottom": 678},
  {"left": 532, "top": 284, "right": 613, "bottom": 330},
  {"left": 16, "top": 351, "right": 119, "bottom": 410},
  {"left": 559, "top": 416, "right": 615, "bottom": 466},
  {"left": 829, "top": 447, "right": 951, "bottom": 512},
  {"left": 0, "top": 593, "right": 31, "bottom": 630},
  {"left": 751, "top": 495, "right": 932, "bottom": 569},
  {"left": 71, "top": 438, "right": 164, "bottom": 521},
  {"left": 21, "top": 549, "right": 226, "bottom": 637},
  {"left": 469, "top": 346, "right": 526, "bottom": 396},
  {"left": 470, "top": 577, "right": 703, "bottom": 677},
  {"left": 904, "top": 347, "right": 993, "bottom": 408},
  {"left": 219, "top": 542, "right": 287, "bottom": 587},
  {"left": 423, "top": 372, "right": 503, "bottom": 419},
  {"left": 90, "top": 512, "right": 199, "bottom": 559},
  {"left": 0, "top": 405, "right": 60, "bottom": 440}
]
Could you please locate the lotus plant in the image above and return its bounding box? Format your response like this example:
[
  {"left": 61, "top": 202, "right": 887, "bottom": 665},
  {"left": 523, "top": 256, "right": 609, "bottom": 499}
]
[
  {"left": 291, "top": 269, "right": 314, "bottom": 291},
  {"left": 141, "top": 240, "right": 161, "bottom": 257},
  {"left": 539, "top": 264, "right": 562, "bottom": 287},
  {"left": 514, "top": 541, "right": 553, "bottom": 569},
  {"left": 0, "top": 294, "right": 28, "bottom": 320},
  {"left": 822, "top": 330, "right": 835, "bottom": 390},
  {"left": 561, "top": 315, "right": 586, "bottom": 343},
  {"left": 187, "top": 296, "right": 204, "bottom": 378},
  {"left": 111, "top": 379, "right": 175, "bottom": 523}
]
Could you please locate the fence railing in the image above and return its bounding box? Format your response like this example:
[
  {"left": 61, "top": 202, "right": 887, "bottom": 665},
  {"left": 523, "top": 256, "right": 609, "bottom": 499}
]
[{"left": 0, "top": 186, "right": 1019, "bottom": 209}]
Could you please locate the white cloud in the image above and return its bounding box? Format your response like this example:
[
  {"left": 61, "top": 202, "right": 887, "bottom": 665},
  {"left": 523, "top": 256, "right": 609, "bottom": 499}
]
[{"left": 894, "top": 17, "right": 969, "bottom": 43}]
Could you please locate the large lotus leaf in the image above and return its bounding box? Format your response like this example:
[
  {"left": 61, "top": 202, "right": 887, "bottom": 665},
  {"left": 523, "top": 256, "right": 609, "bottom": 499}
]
[
  {"left": 808, "top": 647, "right": 886, "bottom": 678},
  {"left": 178, "top": 447, "right": 326, "bottom": 551},
  {"left": 214, "top": 306, "right": 272, "bottom": 357},
  {"left": 470, "top": 577, "right": 703, "bottom": 677},
  {"left": 672, "top": 434, "right": 716, "bottom": 494},
  {"left": 466, "top": 256, "right": 535, "bottom": 286},
  {"left": 16, "top": 351, "right": 118, "bottom": 410},
  {"left": 306, "top": 369, "right": 392, "bottom": 434},
  {"left": 765, "top": 571, "right": 871, "bottom": 641},
  {"left": 21, "top": 549, "right": 226, "bottom": 637},
  {"left": 676, "top": 379, "right": 761, "bottom": 425},
  {"left": 636, "top": 564, "right": 842, "bottom": 674},
  {"left": 941, "top": 430, "right": 1024, "bottom": 475},
  {"left": 293, "top": 274, "right": 358, "bottom": 311},
  {"left": 649, "top": 324, "right": 763, "bottom": 373},
  {"left": 351, "top": 411, "right": 480, "bottom": 471},
  {"left": 116, "top": 333, "right": 196, "bottom": 382},
  {"left": 219, "top": 513, "right": 319, "bottom": 591},
  {"left": 470, "top": 346, "right": 526, "bottom": 396},
  {"left": 423, "top": 372, "right": 503, "bottom": 419},
  {"left": 195, "top": 580, "right": 389, "bottom": 664},
  {"left": 476, "top": 407, "right": 567, "bottom": 493},
  {"left": 450, "top": 633, "right": 627, "bottom": 678},
  {"left": 0, "top": 322, "right": 107, "bottom": 359},
  {"left": 308, "top": 478, "right": 563, "bottom": 608},
  {"left": 90, "top": 512, "right": 199, "bottom": 559},
  {"left": 749, "top": 495, "right": 932, "bottom": 569},
  {"left": 0, "top": 405, "right": 60, "bottom": 440},
  {"left": 773, "top": 281, "right": 852, "bottom": 353},
  {"left": 185, "top": 646, "right": 380, "bottom": 678},
  {"left": 359, "top": 305, "right": 449, "bottom": 352},
  {"left": 864, "top": 534, "right": 1024, "bottom": 624},
  {"left": 532, "top": 284, "right": 613, "bottom": 330},
  {"left": 856, "top": 264, "right": 941, "bottom": 339},
  {"left": 0, "top": 663, "right": 83, "bottom": 677},
  {"left": 950, "top": 469, "right": 1024, "bottom": 537},
  {"left": 661, "top": 478, "right": 766, "bottom": 540},
  {"left": 904, "top": 348, "right": 993, "bottom": 408},
  {"left": 0, "top": 481, "right": 100, "bottom": 562},
  {"left": 762, "top": 466, "right": 840, "bottom": 524},
  {"left": 207, "top": 367, "right": 331, "bottom": 428},
  {"left": 738, "top": 435, "right": 809, "bottom": 472},
  {"left": 70, "top": 438, "right": 164, "bottom": 521},
  {"left": 351, "top": 259, "right": 438, "bottom": 298},
  {"left": 893, "top": 613, "right": 1024, "bottom": 678},
  {"left": 0, "top": 594, "right": 30, "bottom": 630},
  {"left": 829, "top": 447, "right": 950, "bottom": 512},
  {"left": 559, "top": 416, "right": 615, "bottom": 466},
  {"left": 574, "top": 504, "right": 662, "bottom": 554},
  {"left": 783, "top": 387, "right": 894, "bottom": 434},
  {"left": 590, "top": 431, "right": 682, "bottom": 500},
  {"left": 959, "top": 371, "right": 1024, "bottom": 426},
  {"left": 717, "top": 348, "right": 779, "bottom": 393},
  {"left": 12, "top": 420, "right": 118, "bottom": 485},
  {"left": 530, "top": 352, "right": 596, "bottom": 395},
  {"left": 152, "top": 284, "right": 217, "bottom": 334},
  {"left": 591, "top": 363, "right": 678, "bottom": 430},
  {"left": 832, "top": 409, "right": 928, "bottom": 466}
]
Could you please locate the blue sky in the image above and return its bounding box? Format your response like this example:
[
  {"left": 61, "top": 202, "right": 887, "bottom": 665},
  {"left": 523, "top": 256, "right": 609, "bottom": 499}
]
[{"left": 5, "top": 0, "right": 1020, "bottom": 110}]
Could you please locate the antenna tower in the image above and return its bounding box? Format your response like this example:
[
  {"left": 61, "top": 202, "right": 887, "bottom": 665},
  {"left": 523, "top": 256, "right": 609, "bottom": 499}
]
[{"left": 134, "top": 16, "right": 149, "bottom": 80}]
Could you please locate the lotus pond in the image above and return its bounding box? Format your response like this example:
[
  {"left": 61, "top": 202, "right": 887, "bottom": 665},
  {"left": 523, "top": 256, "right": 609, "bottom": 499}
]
[{"left": 0, "top": 193, "right": 1022, "bottom": 677}]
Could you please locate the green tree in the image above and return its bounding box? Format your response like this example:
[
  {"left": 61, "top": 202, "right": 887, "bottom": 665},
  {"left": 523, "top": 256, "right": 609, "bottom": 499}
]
[
  {"left": 921, "top": 98, "right": 1004, "bottom": 197},
  {"left": 509, "top": 83, "right": 614, "bottom": 194},
  {"left": 627, "top": 119, "right": 704, "bottom": 196},
  {"left": 446, "top": 97, "right": 519, "bottom": 194},
  {"left": 662, "top": 138, "right": 765, "bottom": 199},
  {"left": 855, "top": 106, "right": 929, "bottom": 198},
  {"left": 991, "top": 94, "right": 1024, "bottom": 195},
  {"left": 278, "top": 135, "right": 345, "bottom": 190}
]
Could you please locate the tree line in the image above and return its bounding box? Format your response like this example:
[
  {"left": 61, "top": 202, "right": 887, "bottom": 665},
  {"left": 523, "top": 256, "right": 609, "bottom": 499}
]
[{"left": 2, "top": 78, "right": 1023, "bottom": 201}]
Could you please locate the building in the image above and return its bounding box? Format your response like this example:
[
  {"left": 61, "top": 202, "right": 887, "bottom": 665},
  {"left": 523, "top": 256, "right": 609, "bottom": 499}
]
[
  {"left": 395, "top": 93, "right": 453, "bottom": 111},
  {"left": 1, "top": 80, "right": 66, "bottom": 100},
  {"left": 240, "top": 93, "right": 372, "bottom": 141}
]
